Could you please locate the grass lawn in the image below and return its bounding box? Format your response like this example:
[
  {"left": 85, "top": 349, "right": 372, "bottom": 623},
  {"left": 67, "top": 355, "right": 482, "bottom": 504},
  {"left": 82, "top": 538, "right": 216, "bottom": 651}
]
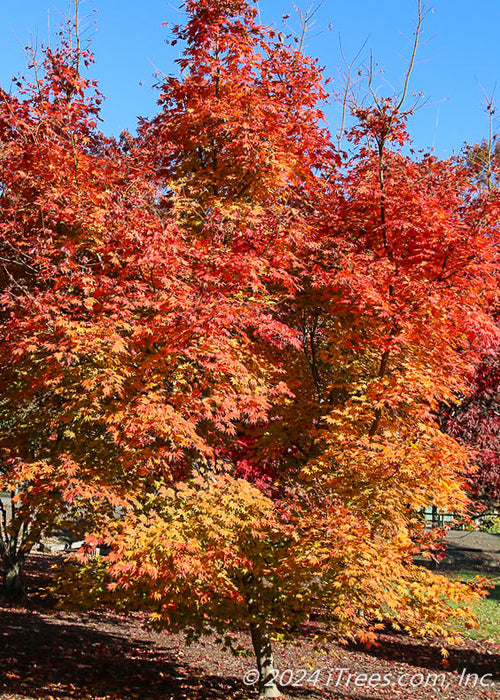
[{"left": 444, "top": 570, "right": 500, "bottom": 643}]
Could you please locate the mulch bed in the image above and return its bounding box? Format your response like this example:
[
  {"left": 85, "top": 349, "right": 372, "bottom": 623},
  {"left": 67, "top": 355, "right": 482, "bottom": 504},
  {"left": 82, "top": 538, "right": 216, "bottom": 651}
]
[{"left": 0, "top": 553, "right": 499, "bottom": 700}]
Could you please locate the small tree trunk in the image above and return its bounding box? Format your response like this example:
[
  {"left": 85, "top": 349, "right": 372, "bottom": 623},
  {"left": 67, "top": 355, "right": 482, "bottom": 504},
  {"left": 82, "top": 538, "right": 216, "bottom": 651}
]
[
  {"left": 2, "top": 556, "right": 25, "bottom": 601},
  {"left": 249, "top": 621, "right": 281, "bottom": 698}
]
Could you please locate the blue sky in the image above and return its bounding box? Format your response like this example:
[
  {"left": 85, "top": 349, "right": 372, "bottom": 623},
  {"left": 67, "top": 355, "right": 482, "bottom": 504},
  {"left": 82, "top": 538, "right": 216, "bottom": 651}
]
[{"left": 1, "top": 0, "right": 499, "bottom": 157}]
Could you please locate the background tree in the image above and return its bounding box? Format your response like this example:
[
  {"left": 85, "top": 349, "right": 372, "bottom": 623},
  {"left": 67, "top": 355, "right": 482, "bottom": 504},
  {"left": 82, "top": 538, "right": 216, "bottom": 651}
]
[
  {"left": 440, "top": 348, "right": 500, "bottom": 509},
  {"left": 439, "top": 115, "right": 500, "bottom": 512},
  {"left": 464, "top": 97, "right": 500, "bottom": 191}
]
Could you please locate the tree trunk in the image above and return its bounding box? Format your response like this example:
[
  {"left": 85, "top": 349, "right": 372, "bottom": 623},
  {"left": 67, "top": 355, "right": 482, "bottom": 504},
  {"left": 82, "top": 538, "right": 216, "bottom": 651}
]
[
  {"left": 2, "top": 556, "right": 25, "bottom": 601},
  {"left": 249, "top": 620, "right": 281, "bottom": 698}
]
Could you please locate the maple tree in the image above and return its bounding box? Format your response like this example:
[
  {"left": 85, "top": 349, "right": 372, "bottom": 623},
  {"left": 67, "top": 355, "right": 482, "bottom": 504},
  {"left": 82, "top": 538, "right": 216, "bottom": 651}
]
[
  {"left": 51, "top": 3, "right": 498, "bottom": 699},
  {"left": 2, "top": 0, "right": 500, "bottom": 697},
  {"left": 57, "top": 2, "right": 338, "bottom": 694},
  {"left": 0, "top": 32, "right": 116, "bottom": 596},
  {"left": 0, "top": 16, "right": 238, "bottom": 596}
]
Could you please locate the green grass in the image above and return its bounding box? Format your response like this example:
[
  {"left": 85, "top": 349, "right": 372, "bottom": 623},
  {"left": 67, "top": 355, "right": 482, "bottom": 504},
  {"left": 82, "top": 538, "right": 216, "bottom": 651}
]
[{"left": 444, "top": 570, "right": 500, "bottom": 643}]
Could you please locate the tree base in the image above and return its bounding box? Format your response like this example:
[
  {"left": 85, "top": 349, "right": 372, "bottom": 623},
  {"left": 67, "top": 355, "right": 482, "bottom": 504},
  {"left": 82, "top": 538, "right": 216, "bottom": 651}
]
[
  {"left": 258, "top": 685, "right": 282, "bottom": 698},
  {"left": 2, "top": 561, "right": 25, "bottom": 602}
]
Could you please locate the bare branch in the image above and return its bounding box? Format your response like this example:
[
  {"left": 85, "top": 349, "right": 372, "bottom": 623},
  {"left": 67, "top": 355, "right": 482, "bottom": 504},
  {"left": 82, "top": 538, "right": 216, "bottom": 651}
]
[
  {"left": 395, "top": 0, "right": 424, "bottom": 112},
  {"left": 293, "top": 3, "right": 323, "bottom": 54},
  {"left": 337, "top": 34, "right": 369, "bottom": 151},
  {"left": 368, "top": 51, "right": 382, "bottom": 111}
]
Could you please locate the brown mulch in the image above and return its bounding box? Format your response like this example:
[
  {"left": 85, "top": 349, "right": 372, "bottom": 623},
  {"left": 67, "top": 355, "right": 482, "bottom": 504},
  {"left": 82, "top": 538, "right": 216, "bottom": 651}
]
[{"left": 0, "top": 553, "right": 499, "bottom": 700}]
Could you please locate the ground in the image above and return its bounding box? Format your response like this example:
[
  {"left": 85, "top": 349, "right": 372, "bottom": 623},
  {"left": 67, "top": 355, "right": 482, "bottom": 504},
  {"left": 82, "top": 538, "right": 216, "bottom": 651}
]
[{"left": 0, "top": 533, "right": 499, "bottom": 700}]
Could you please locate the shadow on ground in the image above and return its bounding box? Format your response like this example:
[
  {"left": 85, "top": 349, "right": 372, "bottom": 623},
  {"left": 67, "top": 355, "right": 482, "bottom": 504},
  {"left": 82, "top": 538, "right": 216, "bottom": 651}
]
[
  {"left": 349, "top": 634, "right": 500, "bottom": 681},
  {"left": 0, "top": 607, "right": 246, "bottom": 700}
]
